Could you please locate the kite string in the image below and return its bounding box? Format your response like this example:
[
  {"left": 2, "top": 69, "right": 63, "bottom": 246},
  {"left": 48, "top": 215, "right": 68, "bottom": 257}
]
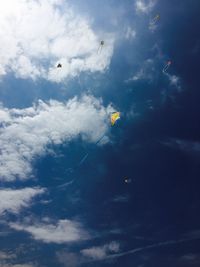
[{"left": 56, "top": 134, "right": 106, "bottom": 189}]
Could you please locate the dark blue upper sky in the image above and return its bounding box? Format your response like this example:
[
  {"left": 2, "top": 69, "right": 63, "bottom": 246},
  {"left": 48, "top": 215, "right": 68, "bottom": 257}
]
[{"left": 0, "top": 0, "right": 200, "bottom": 266}]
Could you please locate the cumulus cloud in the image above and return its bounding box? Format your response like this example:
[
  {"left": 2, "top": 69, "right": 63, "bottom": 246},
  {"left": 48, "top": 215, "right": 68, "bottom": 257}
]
[
  {"left": 10, "top": 218, "right": 89, "bottom": 244},
  {"left": 135, "top": 0, "right": 156, "bottom": 14},
  {"left": 0, "top": 188, "right": 44, "bottom": 215},
  {"left": 0, "top": 95, "right": 114, "bottom": 181},
  {"left": 81, "top": 241, "right": 120, "bottom": 260},
  {"left": 0, "top": 0, "right": 114, "bottom": 82}
]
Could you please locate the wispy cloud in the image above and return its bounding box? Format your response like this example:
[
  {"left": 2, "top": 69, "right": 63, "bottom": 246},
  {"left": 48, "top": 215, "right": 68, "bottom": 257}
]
[
  {"left": 164, "top": 73, "right": 182, "bottom": 91},
  {"left": 0, "top": 251, "right": 36, "bottom": 267},
  {"left": 0, "top": 263, "right": 35, "bottom": 267},
  {"left": 161, "top": 138, "right": 200, "bottom": 155},
  {"left": 126, "top": 59, "right": 155, "bottom": 83},
  {"left": 125, "top": 26, "right": 136, "bottom": 40},
  {"left": 10, "top": 218, "right": 89, "bottom": 244},
  {"left": 0, "top": 0, "right": 114, "bottom": 82},
  {"left": 99, "top": 236, "right": 200, "bottom": 261},
  {"left": 57, "top": 250, "right": 81, "bottom": 267},
  {"left": 0, "top": 188, "right": 44, "bottom": 215},
  {"left": 0, "top": 95, "right": 114, "bottom": 181},
  {"left": 135, "top": 0, "right": 156, "bottom": 14},
  {"left": 111, "top": 194, "right": 130, "bottom": 203},
  {"left": 81, "top": 241, "right": 120, "bottom": 260},
  {"left": 0, "top": 252, "right": 15, "bottom": 260}
]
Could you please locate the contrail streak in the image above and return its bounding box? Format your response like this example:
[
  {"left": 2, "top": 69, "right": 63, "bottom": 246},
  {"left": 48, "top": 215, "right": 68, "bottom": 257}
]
[{"left": 99, "top": 236, "right": 200, "bottom": 261}]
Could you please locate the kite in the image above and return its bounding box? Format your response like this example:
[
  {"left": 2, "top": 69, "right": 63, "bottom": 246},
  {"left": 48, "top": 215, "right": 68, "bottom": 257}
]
[
  {"left": 162, "top": 60, "right": 172, "bottom": 73},
  {"left": 111, "top": 112, "right": 120, "bottom": 126},
  {"left": 124, "top": 177, "right": 132, "bottom": 184},
  {"left": 57, "top": 63, "right": 62, "bottom": 68},
  {"left": 150, "top": 14, "right": 160, "bottom": 26},
  {"left": 100, "top": 40, "right": 104, "bottom": 46},
  {"left": 98, "top": 40, "right": 104, "bottom": 53},
  {"left": 58, "top": 111, "right": 121, "bottom": 189}
]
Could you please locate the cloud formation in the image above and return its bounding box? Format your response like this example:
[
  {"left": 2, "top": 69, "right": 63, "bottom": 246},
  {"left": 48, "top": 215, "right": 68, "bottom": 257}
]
[
  {"left": 162, "top": 139, "right": 200, "bottom": 154},
  {"left": 166, "top": 73, "right": 181, "bottom": 91},
  {"left": 0, "top": 0, "right": 114, "bottom": 82},
  {"left": 0, "top": 250, "right": 37, "bottom": 267},
  {"left": 0, "top": 188, "right": 44, "bottom": 215},
  {"left": 135, "top": 0, "right": 156, "bottom": 14},
  {"left": 0, "top": 95, "right": 113, "bottom": 181},
  {"left": 10, "top": 218, "right": 89, "bottom": 244},
  {"left": 125, "top": 27, "right": 136, "bottom": 40},
  {"left": 126, "top": 59, "right": 155, "bottom": 82},
  {"left": 81, "top": 241, "right": 120, "bottom": 260}
]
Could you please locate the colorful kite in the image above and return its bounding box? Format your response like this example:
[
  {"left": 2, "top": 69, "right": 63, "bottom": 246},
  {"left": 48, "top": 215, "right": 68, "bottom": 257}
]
[
  {"left": 162, "top": 60, "right": 172, "bottom": 73},
  {"left": 111, "top": 112, "right": 120, "bottom": 126}
]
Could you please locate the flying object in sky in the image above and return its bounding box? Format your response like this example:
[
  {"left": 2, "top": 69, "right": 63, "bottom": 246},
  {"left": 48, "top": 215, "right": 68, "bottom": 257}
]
[
  {"left": 98, "top": 40, "right": 104, "bottom": 53},
  {"left": 58, "top": 111, "right": 121, "bottom": 189},
  {"left": 124, "top": 177, "right": 132, "bottom": 184},
  {"left": 150, "top": 14, "right": 160, "bottom": 26},
  {"left": 57, "top": 63, "right": 62, "bottom": 68},
  {"left": 111, "top": 112, "right": 120, "bottom": 126},
  {"left": 162, "top": 60, "right": 172, "bottom": 73}
]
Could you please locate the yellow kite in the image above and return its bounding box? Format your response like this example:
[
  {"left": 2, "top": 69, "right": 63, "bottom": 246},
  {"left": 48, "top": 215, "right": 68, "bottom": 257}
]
[{"left": 111, "top": 112, "right": 120, "bottom": 126}]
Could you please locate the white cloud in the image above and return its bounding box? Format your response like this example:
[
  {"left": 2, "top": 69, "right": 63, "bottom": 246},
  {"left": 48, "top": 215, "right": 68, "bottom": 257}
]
[
  {"left": 0, "top": 188, "right": 44, "bottom": 215},
  {"left": 0, "top": 252, "right": 14, "bottom": 260},
  {"left": 135, "top": 0, "right": 156, "bottom": 14},
  {"left": 0, "top": 95, "right": 114, "bottom": 181},
  {"left": 125, "top": 27, "right": 136, "bottom": 40},
  {"left": 0, "top": 0, "right": 114, "bottom": 82},
  {"left": 10, "top": 218, "right": 89, "bottom": 244},
  {"left": 167, "top": 74, "right": 181, "bottom": 90},
  {"left": 81, "top": 241, "right": 120, "bottom": 260}
]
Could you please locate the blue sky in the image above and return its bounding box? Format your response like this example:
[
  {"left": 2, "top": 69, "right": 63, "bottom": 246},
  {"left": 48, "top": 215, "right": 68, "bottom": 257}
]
[{"left": 0, "top": 0, "right": 200, "bottom": 266}]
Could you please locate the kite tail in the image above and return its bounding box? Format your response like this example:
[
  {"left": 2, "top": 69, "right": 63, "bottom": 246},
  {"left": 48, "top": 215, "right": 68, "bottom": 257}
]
[
  {"left": 162, "top": 66, "right": 167, "bottom": 73},
  {"left": 57, "top": 134, "right": 106, "bottom": 190}
]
